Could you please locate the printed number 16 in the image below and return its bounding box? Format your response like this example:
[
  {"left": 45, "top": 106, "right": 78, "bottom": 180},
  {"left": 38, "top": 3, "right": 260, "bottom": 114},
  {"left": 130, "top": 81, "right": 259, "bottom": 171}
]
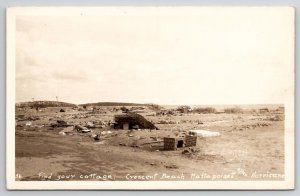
[{"left": 15, "top": 173, "right": 22, "bottom": 179}]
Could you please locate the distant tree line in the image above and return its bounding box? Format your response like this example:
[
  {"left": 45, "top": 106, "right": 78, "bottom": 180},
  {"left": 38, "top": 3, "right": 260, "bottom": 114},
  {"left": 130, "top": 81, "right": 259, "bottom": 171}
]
[
  {"left": 224, "top": 107, "right": 243, "bottom": 113},
  {"left": 192, "top": 107, "right": 217, "bottom": 114},
  {"left": 16, "top": 101, "right": 76, "bottom": 109},
  {"left": 176, "top": 106, "right": 243, "bottom": 114},
  {"left": 79, "top": 102, "right": 147, "bottom": 107}
]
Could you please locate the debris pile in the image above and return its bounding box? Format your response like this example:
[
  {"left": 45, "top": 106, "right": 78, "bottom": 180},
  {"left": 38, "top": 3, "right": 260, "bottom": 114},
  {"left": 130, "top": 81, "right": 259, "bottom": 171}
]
[
  {"left": 25, "top": 122, "right": 32, "bottom": 126},
  {"left": 16, "top": 115, "right": 40, "bottom": 121},
  {"left": 231, "top": 122, "right": 271, "bottom": 131},
  {"left": 51, "top": 120, "right": 72, "bottom": 128},
  {"left": 59, "top": 126, "right": 76, "bottom": 136},
  {"left": 182, "top": 147, "right": 198, "bottom": 155},
  {"left": 189, "top": 130, "right": 220, "bottom": 137},
  {"left": 156, "top": 120, "right": 177, "bottom": 124},
  {"left": 74, "top": 125, "right": 91, "bottom": 133},
  {"left": 268, "top": 115, "right": 284, "bottom": 121}
]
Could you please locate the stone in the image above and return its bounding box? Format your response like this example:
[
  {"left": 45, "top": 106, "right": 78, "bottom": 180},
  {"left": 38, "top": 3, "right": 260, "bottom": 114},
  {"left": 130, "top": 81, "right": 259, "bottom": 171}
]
[
  {"left": 25, "top": 121, "right": 32, "bottom": 126},
  {"left": 86, "top": 122, "right": 95, "bottom": 128},
  {"left": 59, "top": 131, "right": 66, "bottom": 136}
]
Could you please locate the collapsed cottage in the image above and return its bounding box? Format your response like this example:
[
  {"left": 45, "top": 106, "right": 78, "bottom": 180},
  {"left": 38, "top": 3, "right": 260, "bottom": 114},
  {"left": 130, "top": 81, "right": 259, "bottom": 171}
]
[{"left": 114, "top": 113, "right": 158, "bottom": 130}]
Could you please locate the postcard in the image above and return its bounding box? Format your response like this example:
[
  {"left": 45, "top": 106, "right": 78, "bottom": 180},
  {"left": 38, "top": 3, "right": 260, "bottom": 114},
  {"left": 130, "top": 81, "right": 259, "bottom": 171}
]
[{"left": 6, "top": 7, "right": 295, "bottom": 190}]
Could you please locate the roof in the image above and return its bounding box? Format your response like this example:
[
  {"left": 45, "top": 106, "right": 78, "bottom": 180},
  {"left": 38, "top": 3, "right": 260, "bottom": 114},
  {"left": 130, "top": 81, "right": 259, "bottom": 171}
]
[{"left": 114, "top": 112, "right": 158, "bottom": 130}]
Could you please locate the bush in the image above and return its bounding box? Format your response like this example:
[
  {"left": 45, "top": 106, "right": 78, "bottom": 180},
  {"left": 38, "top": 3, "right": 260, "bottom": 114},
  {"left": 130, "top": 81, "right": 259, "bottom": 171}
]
[
  {"left": 269, "top": 115, "right": 284, "bottom": 121},
  {"left": 147, "top": 104, "right": 163, "bottom": 111},
  {"left": 177, "top": 106, "right": 192, "bottom": 113},
  {"left": 224, "top": 107, "right": 243, "bottom": 114},
  {"left": 120, "top": 106, "right": 129, "bottom": 112},
  {"left": 192, "top": 107, "right": 216, "bottom": 114}
]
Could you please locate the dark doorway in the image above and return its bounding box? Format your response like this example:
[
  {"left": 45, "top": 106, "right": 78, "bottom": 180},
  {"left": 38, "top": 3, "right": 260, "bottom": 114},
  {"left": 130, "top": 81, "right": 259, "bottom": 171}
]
[{"left": 177, "top": 140, "right": 184, "bottom": 148}]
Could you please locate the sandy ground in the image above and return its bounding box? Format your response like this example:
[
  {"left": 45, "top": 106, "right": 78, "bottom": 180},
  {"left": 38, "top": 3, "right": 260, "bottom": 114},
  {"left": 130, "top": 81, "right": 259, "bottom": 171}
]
[{"left": 15, "top": 107, "right": 285, "bottom": 181}]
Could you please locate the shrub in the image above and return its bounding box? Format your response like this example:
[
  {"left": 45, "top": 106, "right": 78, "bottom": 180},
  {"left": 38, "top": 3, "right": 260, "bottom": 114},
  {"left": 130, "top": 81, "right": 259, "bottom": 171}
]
[
  {"left": 176, "top": 106, "right": 192, "bottom": 113},
  {"left": 224, "top": 107, "right": 243, "bottom": 114},
  {"left": 192, "top": 107, "right": 216, "bottom": 114},
  {"left": 269, "top": 115, "right": 284, "bottom": 121},
  {"left": 120, "top": 106, "right": 129, "bottom": 112},
  {"left": 147, "top": 104, "right": 163, "bottom": 111}
]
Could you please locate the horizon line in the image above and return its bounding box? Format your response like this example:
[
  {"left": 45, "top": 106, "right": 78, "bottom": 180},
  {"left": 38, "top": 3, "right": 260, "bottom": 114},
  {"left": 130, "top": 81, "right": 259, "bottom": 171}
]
[{"left": 15, "top": 100, "right": 284, "bottom": 106}]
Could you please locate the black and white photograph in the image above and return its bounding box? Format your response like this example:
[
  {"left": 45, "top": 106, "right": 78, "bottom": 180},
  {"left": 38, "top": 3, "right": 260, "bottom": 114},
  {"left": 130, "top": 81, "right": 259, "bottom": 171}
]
[{"left": 6, "top": 7, "right": 295, "bottom": 190}]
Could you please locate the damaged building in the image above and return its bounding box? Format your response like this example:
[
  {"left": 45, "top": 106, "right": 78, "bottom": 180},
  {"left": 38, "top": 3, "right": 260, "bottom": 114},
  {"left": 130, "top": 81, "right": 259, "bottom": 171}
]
[
  {"left": 114, "top": 113, "right": 158, "bottom": 130},
  {"left": 164, "top": 135, "right": 197, "bottom": 150}
]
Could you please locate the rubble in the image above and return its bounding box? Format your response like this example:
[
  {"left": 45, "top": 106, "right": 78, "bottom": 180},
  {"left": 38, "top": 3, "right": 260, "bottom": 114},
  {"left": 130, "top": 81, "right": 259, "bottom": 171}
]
[
  {"left": 62, "top": 126, "right": 74, "bottom": 132},
  {"left": 27, "top": 116, "right": 40, "bottom": 121},
  {"left": 182, "top": 147, "right": 197, "bottom": 154},
  {"left": 189, "top": 130, "right": 220, "bottom": 137},
  {"left": 74, "top": 125, "right": 91, "bottom": 133},
  {"left": 93, "top": 134, "right": 101, "bottom": 140},
  {"left": 268, "top": 115, "right": 284, "bottom": 121},
  {"left": 57, "top": 126, "right": 77, "bottom": 136},
  {"left": 157, "top": 120, "right": 177, "bottom": 124},
  {"left": 182, "top": 149, "right": 190, "bottom": 154},
  {"left": 165, "top": 164, "right": 178, "bottom": 169},
  {"left": 31, "top": 125, "right": 44, "bottom": 128},
  {"left": 25, "top": 122, "right": 32, "bottom": 126},
  {"left": 86, "top": 122, "right": 95, "bottom": 128},
  {"left": 51, "top": 120, "right": 72, "bottom": 128},
  {"left": 101, "top": 131, "right": 112, "bottom": 135},
  {"left": 150, "top": 136, "right": 159, "bottom": 141},
  {"left": 231, "top": 122, "right": 271, "bottom": 131},
  {"left": 16, "top": 116, "right": 40, "bottom": 121},
  {"left": 59, "top": 131, "right": 66, "bottom": 136},
  {"left": 197, "top": 120, "right": 204, "bottom": 124},
  {"left": 94, "top": 141, "right": 106, "bottom": 145}
]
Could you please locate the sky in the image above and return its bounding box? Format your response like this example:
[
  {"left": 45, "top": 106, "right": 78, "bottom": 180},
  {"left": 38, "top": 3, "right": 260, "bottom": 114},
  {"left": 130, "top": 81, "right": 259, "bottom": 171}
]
[{"left": 15, "top": 7, "right": 294, "bottom": 105}]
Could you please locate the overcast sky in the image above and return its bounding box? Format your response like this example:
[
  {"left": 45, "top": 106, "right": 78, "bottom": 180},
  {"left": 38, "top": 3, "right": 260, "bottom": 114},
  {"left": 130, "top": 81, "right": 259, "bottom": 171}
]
[{"left": 15, "top": 7, "right": 294, "bottom": 105}]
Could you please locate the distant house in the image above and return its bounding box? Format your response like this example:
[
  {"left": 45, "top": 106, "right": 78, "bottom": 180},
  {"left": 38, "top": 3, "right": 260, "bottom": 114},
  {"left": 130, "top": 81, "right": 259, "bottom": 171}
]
[{"left": 114, "top": 113, "right": 158, "bottom": 130}]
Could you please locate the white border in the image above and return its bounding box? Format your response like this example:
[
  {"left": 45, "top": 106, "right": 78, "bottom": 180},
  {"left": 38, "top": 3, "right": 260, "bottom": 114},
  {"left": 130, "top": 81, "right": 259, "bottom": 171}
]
[{"left": 6, "top": 7, "right": 295, "bottom": 190}]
